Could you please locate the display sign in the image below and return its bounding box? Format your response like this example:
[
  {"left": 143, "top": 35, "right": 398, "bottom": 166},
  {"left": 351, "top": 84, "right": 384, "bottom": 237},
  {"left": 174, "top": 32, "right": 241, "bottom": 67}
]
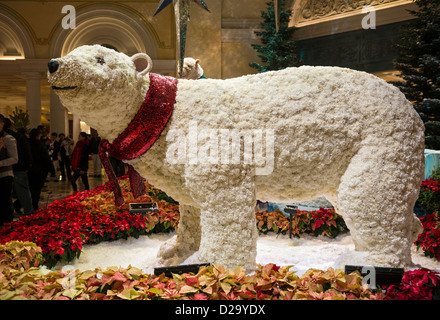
[
  {"left": 284, "top": 205, "right": 298, "bottom": 215},
  {"left": 284, "top": 205, "right": 298, "bottom": 238},
  {"left": 129, "top": 202, "right": 159, "bottom": 215},
  {"left": 154, "top": 263, "right": 211, "bottom": 277},
  {"left": 345, "top": 265, "right": 404, "bottom": 289}
]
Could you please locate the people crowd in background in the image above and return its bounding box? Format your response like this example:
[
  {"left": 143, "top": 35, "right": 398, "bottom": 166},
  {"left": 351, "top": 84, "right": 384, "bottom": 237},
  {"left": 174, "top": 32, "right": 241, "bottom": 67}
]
[
  {"left": 0, "top": 117, "right": 128, "bottom": 226},
  {"left": 70, "top": 131, "right": 90, "bottom": 192},
  {"left": 0, "top": 114, "right": 18, "bottom": 227},
  {"left": 58, "top": 133, "right": 73, "bottom": 181},
  {"left": 27, "top": 128, "right": 52, "bottom": 211},
  {"left": 3, "top": 118, "right": 33, "bottom": 217},
  {"left": 89, "top": 130, "right": 102, "bottom": 178},
  {"left": 48, "top": 132, "right": 60, "bottom": 180}
]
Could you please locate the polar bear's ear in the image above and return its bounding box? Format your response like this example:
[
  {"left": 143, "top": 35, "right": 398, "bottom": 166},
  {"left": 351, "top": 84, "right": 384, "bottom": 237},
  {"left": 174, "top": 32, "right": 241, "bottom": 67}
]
[{"left": 131, "top": 53, "right": 153, "bottom": 76}]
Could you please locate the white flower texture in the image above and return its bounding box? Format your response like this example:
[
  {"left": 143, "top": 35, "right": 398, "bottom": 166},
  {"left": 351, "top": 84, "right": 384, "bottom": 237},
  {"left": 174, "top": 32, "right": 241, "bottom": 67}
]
[{"left": 48, "top": 45, "right": 425, "bottom": 272}]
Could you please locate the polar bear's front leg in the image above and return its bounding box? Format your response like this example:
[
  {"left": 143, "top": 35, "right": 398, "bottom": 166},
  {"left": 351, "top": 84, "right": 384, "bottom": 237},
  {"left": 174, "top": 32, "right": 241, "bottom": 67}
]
[
  {"left": 185, "top": 166, "right": 258, "bottom": 273},
  {"left": 156, "top": 204, "right": 201, "bottom": 266}
]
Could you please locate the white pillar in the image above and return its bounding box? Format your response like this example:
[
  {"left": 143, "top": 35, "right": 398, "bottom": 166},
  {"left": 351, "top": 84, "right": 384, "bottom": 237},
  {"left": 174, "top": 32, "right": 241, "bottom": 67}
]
[
  {"left": 50, "top": 89, "right": 67, "bottom": 135},
  {"left": 23, "top": 72, "right": 42, "bottom": 129},
  {"left": 72, "top": 113, "right": 81, "bottom": 143}
]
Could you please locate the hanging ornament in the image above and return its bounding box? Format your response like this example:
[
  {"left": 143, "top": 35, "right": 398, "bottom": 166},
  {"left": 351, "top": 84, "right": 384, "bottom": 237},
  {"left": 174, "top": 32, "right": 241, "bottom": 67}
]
[
  {"left": 274, "top": 0, "right": 279, "bottom": 33},
  {"left": 154, "top": 1, "right": 210, "bottom": 77},
  {"left": 175, "top": 0, "right": 189, "bottom": 78},
  {"left": 153, "top": 0, "right": 173, "bottom": 16},
  {"left": 153, "top": 0, "right": 209, "bottom": 16},
  {"left": 191, "top": 0, "right": 210, "bottom": 13}
]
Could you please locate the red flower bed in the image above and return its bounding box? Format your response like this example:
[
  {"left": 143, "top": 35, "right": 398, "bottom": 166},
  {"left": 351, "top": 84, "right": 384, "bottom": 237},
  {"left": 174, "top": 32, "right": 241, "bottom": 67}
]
[
  {"left": 385, "top": 268, "right": 440, "bottom": 300},
  {"left": 415, "top": 212, "right": 440, "bottom": 261},
  {"left": 0, "top": 175, "right": 179, "bottom": 268},
  {"left": 1, "top": 174, "right": 439, "bottom": 280},
  {"left": 0, "top": 174, "right": 349, "bottom": 268},
  {"left": 256, "top": 208, "right": 348, "bottom": 238},
  {"left": 421, "top": 179, "right": 440, "bottom": 193},
  {"left": 292, "top": 208, "right": 348, "bottom": 238}
]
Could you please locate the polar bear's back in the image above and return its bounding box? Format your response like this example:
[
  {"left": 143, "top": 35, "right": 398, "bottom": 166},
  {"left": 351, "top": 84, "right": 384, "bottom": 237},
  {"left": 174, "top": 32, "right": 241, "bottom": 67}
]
[
  {"left": 159, "top": 66, "right": 424, "bottom": 202},
  {"left": 176, "top": 65, "right": 419, "bottom": 133}
]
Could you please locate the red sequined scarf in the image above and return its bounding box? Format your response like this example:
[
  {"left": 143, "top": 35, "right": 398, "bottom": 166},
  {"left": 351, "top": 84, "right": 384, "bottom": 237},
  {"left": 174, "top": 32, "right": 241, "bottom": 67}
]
[{"left": 99, "top": 73, "right": 178, "bottom": 207}]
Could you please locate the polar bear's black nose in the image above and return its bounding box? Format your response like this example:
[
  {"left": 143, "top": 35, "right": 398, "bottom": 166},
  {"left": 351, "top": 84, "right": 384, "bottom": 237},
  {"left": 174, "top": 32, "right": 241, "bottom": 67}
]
[{"left": 48, "top": 60, "right": 59, "bottom": 74}]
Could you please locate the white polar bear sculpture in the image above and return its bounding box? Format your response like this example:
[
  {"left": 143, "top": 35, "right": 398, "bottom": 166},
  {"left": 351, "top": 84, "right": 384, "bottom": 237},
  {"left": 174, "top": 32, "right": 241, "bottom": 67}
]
[{"left": 48, "top": 45, "right": 425, "bottom": 272}]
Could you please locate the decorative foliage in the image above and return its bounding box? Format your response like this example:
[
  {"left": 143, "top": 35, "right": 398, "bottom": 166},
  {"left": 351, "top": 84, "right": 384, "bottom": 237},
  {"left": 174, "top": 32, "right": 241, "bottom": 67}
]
[
  {"left": 1, "top": 179, "right": 440, "bottom": 299},
  {"left": 385, "top": 268, "right": 440, "bottom": 300},
  {"left": 421, "top": 179, "right": 440, "bottom": 193},
  {"left": 410, "top": 178, "right": 440, "bottom": 262},
  {"left": 0, "top": 173, "right": 348, "bottom": 268},
  {"left": 256, "top": 208, "right": 348, "bottom": 238},
  {"left": 9, "top": 106, "right": 30, "bottom": 132},
  {"left": 0, "top": 176, "right": 179, "bottom": 268},
  {"left": 0, "top": 241, "right": 42, "bottom": 271},
  {"left": 2, "top": 242, "right": 438, "bottom": 300},
  {"left": 415, "top": 212, "right": 440, "bottom": 261},
  {"left": 250, "top": 0, "right": 301, "bottom": 73},
  {"left": 291, "top": 208, "right": 348, "bottom": 238},
  {"left": 0, "top": 244, "right": 383, "bottom": 300},
  {"left": 392, "top": 0, "right": 440, "bottom": 149},
  {"left": 417, "top": 178, "right": 440, "bottom": 213},
  {"left": 255, "top": 210, "right": 290, "bottom": 234}
]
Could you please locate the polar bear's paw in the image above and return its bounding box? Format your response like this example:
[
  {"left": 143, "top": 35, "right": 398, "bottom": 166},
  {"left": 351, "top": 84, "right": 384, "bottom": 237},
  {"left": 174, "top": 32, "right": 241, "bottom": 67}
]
[
  {"left": 157, "top": 235, "right": 179, "bottom": 259},
  {"left": 156, "top": 235, "right": 198, "bottom": 266}
]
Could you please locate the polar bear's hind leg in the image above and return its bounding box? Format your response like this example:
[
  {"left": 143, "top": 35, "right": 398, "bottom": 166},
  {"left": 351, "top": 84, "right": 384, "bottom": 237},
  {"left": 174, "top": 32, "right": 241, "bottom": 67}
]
[{"left": 335, "top": 137, "right": 424, "bottom": 268}]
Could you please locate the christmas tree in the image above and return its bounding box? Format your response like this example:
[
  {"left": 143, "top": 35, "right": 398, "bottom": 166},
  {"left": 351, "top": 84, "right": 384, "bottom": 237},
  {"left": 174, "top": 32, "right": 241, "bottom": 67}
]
[
  {"left": 393, "top": 0, "right": 440, "bottom": 149},
  {"left": 250, "top": 0, "right": 301, "bottom": 73}
]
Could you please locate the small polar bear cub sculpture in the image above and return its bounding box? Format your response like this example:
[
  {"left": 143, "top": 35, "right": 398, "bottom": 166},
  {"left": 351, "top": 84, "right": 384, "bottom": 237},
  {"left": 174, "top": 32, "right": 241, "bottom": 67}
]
[
  {"left": 181, "top": 57, "right": 205, "bottom": 80},
  {"left": 48, "top": 45, "right": 425, "bottom": 272}
]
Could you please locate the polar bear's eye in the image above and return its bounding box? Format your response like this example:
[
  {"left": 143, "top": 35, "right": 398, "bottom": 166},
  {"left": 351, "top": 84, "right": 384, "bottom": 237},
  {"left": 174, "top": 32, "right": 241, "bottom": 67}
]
[{"left": 96, "top": 57, "right": 105, "bottom": 65}]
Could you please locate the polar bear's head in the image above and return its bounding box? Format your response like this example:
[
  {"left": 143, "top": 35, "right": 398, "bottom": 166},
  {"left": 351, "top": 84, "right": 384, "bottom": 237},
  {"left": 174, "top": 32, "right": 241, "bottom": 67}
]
[{"left": 47, "top": 45, "right": 152, "bottom": 140}]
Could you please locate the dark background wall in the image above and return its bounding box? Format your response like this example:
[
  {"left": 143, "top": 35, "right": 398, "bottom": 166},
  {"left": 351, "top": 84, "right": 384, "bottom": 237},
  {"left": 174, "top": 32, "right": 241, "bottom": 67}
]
[{"left": 297, "top": 20, "right": 413, "bottom": 73}]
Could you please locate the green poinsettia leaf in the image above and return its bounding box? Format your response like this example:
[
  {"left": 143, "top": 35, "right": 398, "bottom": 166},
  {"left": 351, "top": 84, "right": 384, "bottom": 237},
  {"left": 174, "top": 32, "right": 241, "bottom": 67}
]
[{"left": 146, "top": 287, "right": 163, "bottom": 295}]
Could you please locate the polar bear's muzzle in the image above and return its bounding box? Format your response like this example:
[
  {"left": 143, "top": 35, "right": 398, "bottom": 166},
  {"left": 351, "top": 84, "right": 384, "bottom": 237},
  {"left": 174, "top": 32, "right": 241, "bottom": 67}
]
[{"left": 48, "top": 59, "right": 79, "bottom": 91}]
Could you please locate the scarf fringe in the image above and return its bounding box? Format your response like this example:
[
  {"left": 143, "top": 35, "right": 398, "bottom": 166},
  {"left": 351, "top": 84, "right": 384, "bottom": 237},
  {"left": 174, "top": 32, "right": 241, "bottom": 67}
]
[{"left": 96, "top": 73, "right": 177, "bottom": 207}]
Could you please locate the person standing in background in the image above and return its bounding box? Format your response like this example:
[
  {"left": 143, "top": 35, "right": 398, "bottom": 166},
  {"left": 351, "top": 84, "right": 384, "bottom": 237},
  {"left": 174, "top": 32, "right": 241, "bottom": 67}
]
[
  {"left": 38, "top": 126, "right": 55, "bottom": 179},
  {"left": 48, "top": 132, "right": 60, "bottom": 181},
  {"left": 70, "top": 132, "right": 90, "bottom": 192},
  {"left": 3, "top": 118, "right": 34, "bottom": 216},
  {"left": 89, "top": 130, "right": 102, "bottom": 177},
  {"left": 0, "top": 114, "right": 18, "bottom": 226},
  {"left": 58, "top": 133, "right": 72, "bottom": 181},
  {"left": 28, "top": 128, "right": 52, "bottom": 210}
]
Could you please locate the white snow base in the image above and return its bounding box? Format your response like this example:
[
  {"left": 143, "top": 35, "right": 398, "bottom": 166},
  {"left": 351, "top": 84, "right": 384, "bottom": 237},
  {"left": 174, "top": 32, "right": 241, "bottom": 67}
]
[{"left": 50, "top": 233, "right": 440, "bottom": 277}]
